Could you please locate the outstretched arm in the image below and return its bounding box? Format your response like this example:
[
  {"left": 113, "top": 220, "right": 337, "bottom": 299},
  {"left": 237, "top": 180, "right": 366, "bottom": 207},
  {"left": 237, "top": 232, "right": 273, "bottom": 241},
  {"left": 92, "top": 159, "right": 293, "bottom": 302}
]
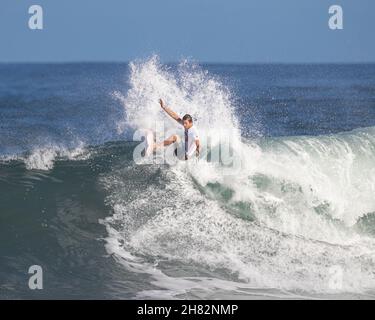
[{"left": 159, "top": 99, "right": 183, "bottom": 125}]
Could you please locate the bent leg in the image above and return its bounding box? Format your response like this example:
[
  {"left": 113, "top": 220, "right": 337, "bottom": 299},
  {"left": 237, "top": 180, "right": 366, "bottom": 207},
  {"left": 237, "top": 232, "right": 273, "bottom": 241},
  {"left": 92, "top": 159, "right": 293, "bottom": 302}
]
[{"left": 153, "top": 134, "right": 179, "bottom": 150}]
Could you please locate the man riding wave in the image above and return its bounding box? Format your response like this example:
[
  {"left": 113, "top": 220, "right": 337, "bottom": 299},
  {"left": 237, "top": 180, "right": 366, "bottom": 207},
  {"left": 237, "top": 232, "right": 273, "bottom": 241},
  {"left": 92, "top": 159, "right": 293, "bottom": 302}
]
[{"left": 152, "top": 99, "right": 200, "bottom": 160}]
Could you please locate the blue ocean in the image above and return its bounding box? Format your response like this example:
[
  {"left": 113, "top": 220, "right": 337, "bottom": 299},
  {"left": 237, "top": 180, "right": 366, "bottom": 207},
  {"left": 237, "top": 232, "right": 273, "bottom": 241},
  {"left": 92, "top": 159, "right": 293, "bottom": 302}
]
[{"left": 1, "top": 57, "right": 375, "bottom": 299}]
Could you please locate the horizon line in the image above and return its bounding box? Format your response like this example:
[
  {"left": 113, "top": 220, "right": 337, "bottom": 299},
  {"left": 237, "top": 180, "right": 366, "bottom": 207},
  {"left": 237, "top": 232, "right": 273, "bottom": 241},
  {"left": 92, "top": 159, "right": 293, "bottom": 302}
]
[{"left": 0, "top": 60, "right": 375, "bottom": 65}]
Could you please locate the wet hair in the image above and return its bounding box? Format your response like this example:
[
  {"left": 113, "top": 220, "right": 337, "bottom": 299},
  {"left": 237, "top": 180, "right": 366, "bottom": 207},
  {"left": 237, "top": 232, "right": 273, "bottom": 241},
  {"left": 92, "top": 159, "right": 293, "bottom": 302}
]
[{"left": 182, "top": 114, "right": 193, "bottom": 123}]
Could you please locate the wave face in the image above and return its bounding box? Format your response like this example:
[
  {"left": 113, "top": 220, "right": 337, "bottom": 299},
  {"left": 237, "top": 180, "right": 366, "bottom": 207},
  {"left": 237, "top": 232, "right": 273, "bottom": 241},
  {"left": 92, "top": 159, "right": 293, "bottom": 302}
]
[
  {"left": 100, "top": 58, "right": 375, "bottom": 298},
  {"left": 1, "top": 60, "right": 375, "bottom": 299}
]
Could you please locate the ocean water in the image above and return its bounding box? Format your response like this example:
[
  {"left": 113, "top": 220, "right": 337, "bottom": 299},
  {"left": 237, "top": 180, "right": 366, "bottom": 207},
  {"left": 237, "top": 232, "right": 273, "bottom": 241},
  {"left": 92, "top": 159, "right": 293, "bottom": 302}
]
[{"left": 1, "top": 58, "right": 375, "bottom": 299}]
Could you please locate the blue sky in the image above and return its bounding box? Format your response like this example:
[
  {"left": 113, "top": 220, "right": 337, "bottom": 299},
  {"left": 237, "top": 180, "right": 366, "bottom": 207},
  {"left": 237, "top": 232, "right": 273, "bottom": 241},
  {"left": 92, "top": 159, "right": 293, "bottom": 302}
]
[{"left": 1, "top": 0, "right": 374, "bottom": 63}]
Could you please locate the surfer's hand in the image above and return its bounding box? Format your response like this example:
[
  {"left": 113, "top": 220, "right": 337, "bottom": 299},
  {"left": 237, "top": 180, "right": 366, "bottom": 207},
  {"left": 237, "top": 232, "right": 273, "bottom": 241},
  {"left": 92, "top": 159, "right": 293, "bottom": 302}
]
[{"left": 159, "top": 99, "right": 164, "bottom": 108}]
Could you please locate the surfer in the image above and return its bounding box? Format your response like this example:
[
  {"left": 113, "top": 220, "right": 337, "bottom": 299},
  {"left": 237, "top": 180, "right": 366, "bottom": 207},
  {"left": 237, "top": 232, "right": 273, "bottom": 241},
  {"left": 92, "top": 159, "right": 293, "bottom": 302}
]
[{"left": 151, "top": 99, "right": 200, "bottom": 160}]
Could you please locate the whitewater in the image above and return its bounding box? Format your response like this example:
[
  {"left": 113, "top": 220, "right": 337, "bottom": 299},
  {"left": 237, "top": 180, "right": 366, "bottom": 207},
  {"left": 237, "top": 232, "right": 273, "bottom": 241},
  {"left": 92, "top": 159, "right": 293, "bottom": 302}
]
[
  {"left": 101, "top": 57, "right": 375, "bottom": 298},
  {"left": 1, "top": 58, "right": 375, "bottom": 299}
]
